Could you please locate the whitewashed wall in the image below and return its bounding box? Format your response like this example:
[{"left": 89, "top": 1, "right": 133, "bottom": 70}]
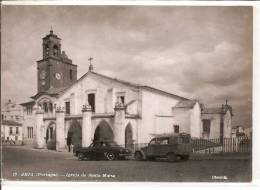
[{"left": 139, "top": 89, "right": 180, "bottom": 143}]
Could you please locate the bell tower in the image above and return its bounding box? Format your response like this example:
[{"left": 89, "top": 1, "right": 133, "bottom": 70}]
[
  {"left": 42, "top": 29, "right": 61, "bottom": 58},
  {"left": 37, "top": 29, "right": 77, "bottom": 93}
]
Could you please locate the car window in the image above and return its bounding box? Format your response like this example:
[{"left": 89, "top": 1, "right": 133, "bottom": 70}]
[
  {"left": 160, "top": 138, "right": 169, "bottom": 145},
  {"left": 149, "top": 139, "right": 158, "bottom": 145},
  {"left": 89, "top": 143, "right": 94, "bottom": 147},
  {"left": 93, "top": 142, "right": 102, "bottom": 147}
]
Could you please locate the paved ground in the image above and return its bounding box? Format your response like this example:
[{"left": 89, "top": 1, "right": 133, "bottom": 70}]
[{"left": 1, "top": 146, "right": 252, "bottom": 182}]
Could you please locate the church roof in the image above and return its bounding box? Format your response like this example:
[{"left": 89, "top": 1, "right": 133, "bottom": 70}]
[
  {"left": 174, "top": 100, "right": 197, "bottom": 108},
  {"left": 74, "top": 71, "right": 189, "bottom": 100},
  {"left": 1, "top": 120, "right": 22, "bottom": 126},
  {"left": 201, "top": 104, "right": 233, "bottom": 116},
  {"left": 201, "top": 107, "right": 223, "bottom": 114}
]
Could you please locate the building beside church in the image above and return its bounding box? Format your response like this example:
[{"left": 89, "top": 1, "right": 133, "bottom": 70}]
[
  {"left": 1, "top": 100, "right": 23, "bottom": 143},
  {"left": 20, "top": 30, "right": 233, "bottom": 151}
]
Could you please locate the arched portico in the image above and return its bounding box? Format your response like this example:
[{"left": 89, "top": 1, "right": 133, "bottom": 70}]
[
  {"left": 67, "top": 120, "right": 82, "bottom": 150},
  {"left": 125, "top": 122, "right": 134, "bottom": 149},
  {"left": 94, "top": 120, "right": 114, "bottom": 142}
]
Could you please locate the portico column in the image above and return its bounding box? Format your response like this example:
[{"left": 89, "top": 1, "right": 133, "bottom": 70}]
[
  {"left": 114, "top": 101, "right": 126, "bottom": 146},
  {"left": 82, "top": 104, "right": 92, "bottom": 147},
  {"left": 35, "top": 107, "right": 45, "bottom": 149},
  {"left": 56, "top": 107, "right": 66, "bottom": 151}
]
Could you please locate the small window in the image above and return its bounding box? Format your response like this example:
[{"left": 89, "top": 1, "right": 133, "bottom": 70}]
[
  {"left": 203, "top": 119, "right": 211, "bottom": 134},
  {"left": 65, "top": 102, "right": 70, "bottom": 114},
  {"left": 174, "top": 125, "right": 179, "bottom": 133},
  {"left": 49, "top": 103, "right": 53, "bottom": 113},
  {"left": 46, "top": 45, "right": 49, "bottom": 56},
  {"left": 119, "top": 96, "right": 125, "bottom": 104},
  {"left": 43, "top": 102, "right": 48, "bottom": 113},
  {"left": 16, "top": 127, "right": 19, "bottom": 134},
  {"left": 53, "top": 45, "right": 58, "bottom": 56},
  {"left": 10, "top": 127, "right": 13, "bottom": 135},
  {"left": 70, "top": 69, "right": 73, "bottom": 80}
]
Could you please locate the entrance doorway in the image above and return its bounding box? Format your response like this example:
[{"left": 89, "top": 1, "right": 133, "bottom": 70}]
[
  {"left": 125, "top": 123, "right": 133, "bottom": 149},
  {"left": 46, "top": 122, "right": 56, "bottom": 150},
  {"left": 94, "top": 120, "right": 114, "bottom": 142}
]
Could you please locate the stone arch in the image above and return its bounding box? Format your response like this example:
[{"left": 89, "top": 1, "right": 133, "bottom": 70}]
[
  {"left": 46, "top": 121, "right": 56, "bottom": 150},
  {"left": 125, "top": 122, "right": 134, "bottom": 149},
  {"left": 94, "top": 120, "right": 114, "bottom": 142},
  {"left": 67, "top": 120, "right": 82, "bottom": 149}
]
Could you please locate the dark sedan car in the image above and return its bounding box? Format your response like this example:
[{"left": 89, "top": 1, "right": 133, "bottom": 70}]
[{"left": 74, "top": 141, "right": 132, "bottom": 161}]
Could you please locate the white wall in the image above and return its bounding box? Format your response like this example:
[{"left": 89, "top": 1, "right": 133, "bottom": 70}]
[
  {"left": 139, "top": 89, "right": 181, "bottom": 143},
  {"left": 224, "top": 110, "right": 232, "bottom": 138},
  {"left": 190, "top": 102, "right": 202, "bottom": 138}
]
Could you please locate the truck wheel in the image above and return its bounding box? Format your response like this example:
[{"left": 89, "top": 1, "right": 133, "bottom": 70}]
[
  {"left": 182, "top": 155, "right": 190, "bottom": 161},
  {"left": 78, "top": 153, "right": 85, "bottom": 161},
  {"left": 134, "top": 151, "right": 143, "bottom": 161},
  {"left": 105, "top": 152, "right": 116, "bottom": 161},
  {"left": 167, "top": 152, "right": 177, "bottom": 162}
]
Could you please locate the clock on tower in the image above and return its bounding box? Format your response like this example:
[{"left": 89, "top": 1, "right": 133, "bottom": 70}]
[{"left": 37, "top": 29, "right": 77, "bottom": 93}]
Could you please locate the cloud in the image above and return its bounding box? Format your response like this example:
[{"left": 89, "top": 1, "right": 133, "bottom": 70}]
[{"left": 1, "top": 6, "right": 252, "bottom": 128}]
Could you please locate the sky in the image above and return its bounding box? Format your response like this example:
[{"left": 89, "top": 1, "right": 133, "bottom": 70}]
[{"left": 1, "top": 5, "right": 252, "bottom": 128}]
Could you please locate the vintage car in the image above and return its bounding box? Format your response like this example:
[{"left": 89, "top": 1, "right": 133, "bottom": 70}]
[
  {"left": 74, "top": 141, "right": 132, "bottom": 161},
  {"left": 134, "top": 133, "right": 192, "bottom": 162}
]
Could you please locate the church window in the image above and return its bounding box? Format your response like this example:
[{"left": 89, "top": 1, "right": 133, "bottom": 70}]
[
  {"left": 88, "top": 93, "right": 95, "bottom": 112},
  {"left": 116, "top": 92, "right": 125, "bottom": 104},
  {"left": 43, "top": 102, "right": 48, "bottom": 113},
  {"left": 65, "top": 101, "right": 70, "bottom": 115},
  {"left": 49, "top": 103, "right": 53, "bottom": 113},
  {"left": 174, "top": 125, "right": 179, "bottom": 133},
  {"left": 119, "top": 96, "right": 125, "bottom": 104}
]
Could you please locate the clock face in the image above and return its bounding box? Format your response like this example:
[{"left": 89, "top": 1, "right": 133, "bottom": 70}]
[
  {"left": 55, "top": 73, "right": 61, "bottom": 80},
  {"left": 40, "top": 70, "right": 46, "bottom": 79},
  {"left": 41, "top": 80, "right": 46, "bottom": 86}
]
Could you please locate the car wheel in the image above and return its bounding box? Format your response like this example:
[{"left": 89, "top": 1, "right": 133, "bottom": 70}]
[
  {"left": 167, "top": 152, "right": 177, "bottom": 162},
  {"left": 134, "top": 151, "right": 143, "bottom": 161},
  {"left": 78, "top": 153, "right": 85, "bottom": 161},
  {"left": 105, "top": 152, "right": 116, "bottom": 161}
]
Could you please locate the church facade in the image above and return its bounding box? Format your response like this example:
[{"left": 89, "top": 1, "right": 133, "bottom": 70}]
[{"left": 21, "top": 30, "right": 233, "bottom": 151}]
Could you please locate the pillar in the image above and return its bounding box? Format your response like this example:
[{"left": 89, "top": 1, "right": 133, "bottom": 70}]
[
  {"left": 35, "top": 107, "right": 45, "bottom": 149},
  {"left": 82, "top": 104, "right": 92, "bottom": 147},
  {"left": 56, "top": 107, "right": 66, "bottom": 151},
  {"left": 114, "top": 101, "right": 126, "bottom": 146}
]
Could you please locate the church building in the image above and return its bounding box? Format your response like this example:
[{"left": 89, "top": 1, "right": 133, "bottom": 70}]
[{"left": 21, "top": 30, "right": 233, "bottom": 151}]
